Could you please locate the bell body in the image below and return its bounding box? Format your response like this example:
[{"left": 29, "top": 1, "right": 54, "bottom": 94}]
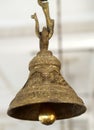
[{"left": 7, "top": 50, "right": 86, "bottom": 123}]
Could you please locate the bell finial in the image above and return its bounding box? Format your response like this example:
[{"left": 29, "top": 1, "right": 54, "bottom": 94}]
[{"left": 32, "top": 0, "right": 54, "bottom": 51}]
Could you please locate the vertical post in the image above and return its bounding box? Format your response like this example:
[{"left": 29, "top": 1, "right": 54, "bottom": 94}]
[{"left": 57, "top": 0, "right": 63, "bottom": 61}]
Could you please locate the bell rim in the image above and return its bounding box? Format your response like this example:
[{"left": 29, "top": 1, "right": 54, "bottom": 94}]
[{"left": 7, "top": 102, "right": 86, "bottom": 121}]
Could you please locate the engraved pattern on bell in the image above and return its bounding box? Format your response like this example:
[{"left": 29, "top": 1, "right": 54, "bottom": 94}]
[{"left": 7, "top": 50, "right": 86, "bottom": 122}]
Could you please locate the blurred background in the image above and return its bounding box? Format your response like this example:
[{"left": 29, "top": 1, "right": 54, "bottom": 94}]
[{"left": 0, "top": 0, "right": 94, "bottom": 130}]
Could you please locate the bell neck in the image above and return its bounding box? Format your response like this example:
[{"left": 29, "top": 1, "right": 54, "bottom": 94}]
[{"left": 39, "top": 27, "right": 49, "bottom": 51}]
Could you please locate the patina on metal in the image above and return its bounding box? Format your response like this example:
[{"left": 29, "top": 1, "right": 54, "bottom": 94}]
[{"left": 7, "top": 0, "right": 86, "bottom": 125}]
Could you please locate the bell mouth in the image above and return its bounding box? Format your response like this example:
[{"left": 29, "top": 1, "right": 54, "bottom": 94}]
[{"left": 7, "top": 102, "right": 86, "bottom": 121}]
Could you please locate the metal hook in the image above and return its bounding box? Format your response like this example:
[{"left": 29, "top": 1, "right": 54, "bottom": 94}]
[
  {"left": 38, "top": 0, "right": 54, "bottom": 39},
  {"left": 38, "top": 0, "right": 48, "bottom": 7}
]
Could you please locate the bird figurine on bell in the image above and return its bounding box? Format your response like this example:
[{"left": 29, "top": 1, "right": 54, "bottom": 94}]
[{"left": 7, "top": 0, "right": 86, "bottom": 125}]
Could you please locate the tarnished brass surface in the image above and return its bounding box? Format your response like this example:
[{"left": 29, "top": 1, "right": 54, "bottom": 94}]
[
  {"left": 7, "top": 0, "right": 86, "bottom": 125},
  {"left": 7, "top": 50, "right": 86, "bottom": 122}
]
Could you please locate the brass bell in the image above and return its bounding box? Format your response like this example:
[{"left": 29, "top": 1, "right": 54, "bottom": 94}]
[
  {"left": 7, "top": 0, "right": 86, "bottom": 125},
  {"left": 7, "top": 51, "right": 86, "bottom": 125}
]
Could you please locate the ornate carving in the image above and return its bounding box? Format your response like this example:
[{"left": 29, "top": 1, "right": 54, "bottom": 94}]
[
  {"left": 22, "top": 50, "right": 67, "bottom": 87},
  {"left": 31, "top": 0, "right": 54, "bottom": 51}
]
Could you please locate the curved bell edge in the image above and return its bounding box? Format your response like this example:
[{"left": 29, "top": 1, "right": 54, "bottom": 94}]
[
  {"left": 7, "top": 83, "right": 86, "bottom": 121},
  {"left": 7, "top": 102, "right": 86, "bottom": 121}
]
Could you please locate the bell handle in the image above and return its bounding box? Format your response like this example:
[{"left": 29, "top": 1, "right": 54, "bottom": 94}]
[{"left": 38, "top": 0, "right": 54, "bottom": 39}]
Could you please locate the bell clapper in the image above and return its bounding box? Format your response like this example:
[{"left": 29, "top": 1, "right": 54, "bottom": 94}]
[{"left": 39, "top": 105, "right": 56, "bottom": 125}]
